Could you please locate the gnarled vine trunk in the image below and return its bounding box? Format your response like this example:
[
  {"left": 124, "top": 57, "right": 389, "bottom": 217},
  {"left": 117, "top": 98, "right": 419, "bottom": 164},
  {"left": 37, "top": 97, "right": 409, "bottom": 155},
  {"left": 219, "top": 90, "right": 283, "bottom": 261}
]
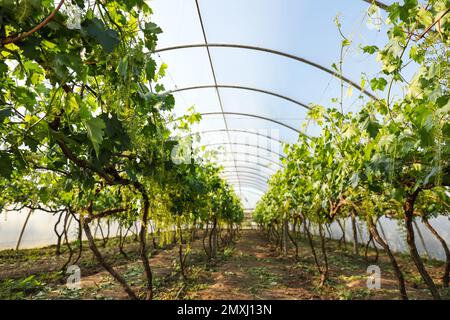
[
  {"left": 404, "top": 192, "right": 441, "bottom": 300},
  {"left": 318, "top": 223, "right": 329, "bottom": 286},
  {"left": 177, "top": 221, "right": 188, "bottom": 280},
  {"left": 210, "top": 217, "right": 218, "bottom": 259},
  {"left": 423, "top": 218, "right": 450, "bottom": 287},
  {"left": 301, "top": 216, "right": 328, "bottom": 286},
  {"left": 367, "top": 217, "right": 408, "bottom": 300},
  {"left": 282, "top": 218, "right": 289, "bottom": 256},
  {"left": 202, "top": 223, "right": 210, "bottom": 257},
  {"left": 139, "top": 193, "right": 154, "bottom": 300},
  {"left": 351, "top": 213, "right": 359, "bottom": 255},
  {"left": 83, "top": 220, "right": 138, "bottom": 300},
  {"left": 336, "top": 219, "right": 347, "bottom": 250},
  {"left": 287, "top": 218, "right": 299, "bottom": 260}
]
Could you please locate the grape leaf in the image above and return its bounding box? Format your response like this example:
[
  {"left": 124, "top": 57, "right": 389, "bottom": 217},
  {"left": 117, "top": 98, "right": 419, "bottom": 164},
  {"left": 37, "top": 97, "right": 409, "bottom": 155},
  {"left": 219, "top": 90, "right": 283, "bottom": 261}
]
[
  {"left": 84, "top": 117, "right": 106, "bottom": 157},
  {"left": 83, "top": 18, "right": 119, "bottom": 53},
  {"left": 0, "top": 151, "right": 13, "bottom": 178}
]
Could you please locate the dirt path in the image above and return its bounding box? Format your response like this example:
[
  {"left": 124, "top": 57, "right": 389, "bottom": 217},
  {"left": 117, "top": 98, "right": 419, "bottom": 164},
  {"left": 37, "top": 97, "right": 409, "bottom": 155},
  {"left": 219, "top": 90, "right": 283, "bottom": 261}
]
[
  {"left": 2, "top": 230, "right": 448, "bottom": 300},
  {"left": 192, "top": 231, "right": 316, "bottom": 300},
  {"left": 189, "top": 230, "right": 447, "bottom": 300},
  {"left": 48, "top": 231, "right": 317, "bottom": 300}
]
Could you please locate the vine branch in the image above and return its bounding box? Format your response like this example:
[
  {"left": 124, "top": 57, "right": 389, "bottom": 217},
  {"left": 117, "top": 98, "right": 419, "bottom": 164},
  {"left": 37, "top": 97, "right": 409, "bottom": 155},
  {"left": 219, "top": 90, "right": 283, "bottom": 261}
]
[{"left": 1, "top": 0, "right": 65, "bottom": 46}]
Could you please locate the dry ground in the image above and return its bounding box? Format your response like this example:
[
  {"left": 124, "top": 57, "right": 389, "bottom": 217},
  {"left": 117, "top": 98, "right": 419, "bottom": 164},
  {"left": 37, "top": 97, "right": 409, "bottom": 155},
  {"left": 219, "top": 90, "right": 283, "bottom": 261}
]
[{"left": 0, "top": 230, "right": 449, "bottom": 300}]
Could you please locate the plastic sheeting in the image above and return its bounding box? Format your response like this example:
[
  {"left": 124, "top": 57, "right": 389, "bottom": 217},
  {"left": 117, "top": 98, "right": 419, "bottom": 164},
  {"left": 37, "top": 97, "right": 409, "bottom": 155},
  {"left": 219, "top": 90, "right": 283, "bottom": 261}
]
[{"left": 1, "top": 210, "right": 449, "bottom": 261}]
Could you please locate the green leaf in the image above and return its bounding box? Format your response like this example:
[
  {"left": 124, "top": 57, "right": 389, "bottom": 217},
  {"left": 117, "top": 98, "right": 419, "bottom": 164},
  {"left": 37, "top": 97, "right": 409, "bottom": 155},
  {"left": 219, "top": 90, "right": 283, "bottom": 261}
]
[
  {"left": 154, "top": 83, "right": 165, "bottom": 92},
  {"left": 100, "top": 113, "right": 131, "bottom": 151},
  {"left": 415, "top": 104, "right": 434, "bottom": 132},
  {"left": 84, "top": 117, "right": 106, "bottom": 157},
  {"left": 125, "top": 166, "right": 138, "bottom": 182},
  {"left": 307, "top": 105, "right": 325, "bottom": 125},
  {"left": 86, "top": 8, "right": 94, "bottom": 20},
  {"left": 436, "top": 96, "right": 450, "bottom": 116},
  {"left": 162, "top": 94, "right": 175, "bottom": 111},
  {"left": 117, "top": 56, "right": 129, "bottom": 79},
  {"left": 362, "top": 45, "right": 378, "bottom": 54},
  {"left": 417, "top": 8, "right": 433, "bottom": 26},
  {"left": 423, "top": 167, "right": 439, "bottom": 186},
  {"left": 0, "top": 151, "right": 13, "bottom": 178},
  {"left": 38, "top": 187, "right": 50, "bottom": 204},
  {"left": 145, "top": 59, "right": 156, "bottom": 81},
  {"left": 342, "top": 39, "right": 351, "bottom": 47},
  {"left": 15, "top": 87, "right": 36, "bottom": 111},
  {"left": 142, "top": 22, "right": 162, "bottom": 51},
  {"left": 409, "top": 45, "right": 425, "bottom": 63},
  {"left": 78, "top": 103, "right": 91, "bottom": 120},
  {"left": 83, "top": 18, "right": 119, "bottom": 53},
  {"left": 51, "top": 53, "right": 87, "bottom": 82},
  {"left": 0, "top": 61, "right": 8, "bottom": 75},
  {"left": 366, "top": 119, "right": 380, "bottom": 138},
  {"left": 359, "top": 110, "right": 381, "bottom": 138},
  {"left": 66, "top": 94, "right": 78, "bottom": 114},
  {"left": 370, "top": 77, "right": 388, "bottom": 91},
  {"left": 143, "top": 22, "right": 162, "bottom": 35},
  {"left": 156, "top": 63, "right": 168, "bottom": 80},
  {"left": 0, "top": 107, "right": 12, "bottom": 122}
]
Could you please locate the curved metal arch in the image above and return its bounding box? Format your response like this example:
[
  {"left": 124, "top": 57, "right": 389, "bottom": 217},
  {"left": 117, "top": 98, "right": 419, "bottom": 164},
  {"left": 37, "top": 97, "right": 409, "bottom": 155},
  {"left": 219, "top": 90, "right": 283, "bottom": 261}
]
[
  {"left": 225, "top": 177, "right": 268, "bottom": 187},
  {"left": 221, "top": 160, "right": 277, "bottom": 174},
  {"left": 226, "top": 177, "right": 268, "bottom": 187},
  {"left": 211, "top": 151, "right": 283, "bottom": 168},
  {"left": 198, "top": 112, "right": 303, "bottom": 135},
  {"left": 202, "top": 142, "right": 285, "bottom": 159},
  {"left": 225, "top": 176, "right": 270, "bottom": 188},
  {"left": 186, "top": 129, "right": 285, "bottom": 144},
  {"left": 238, "top": 190, "right": 265, "bottom": 200},
  {"left": 155, "top": 44, "right": 377, "bottom": 100},
  {"left": 222, "top": 170, "right": 271, "bottom": 180},
  {"left": 169, "top": 85, "right": 311, "bottom": 111},
  {"left": 233, "top": 183, "right": 267, "bottom": 193},
  {"left": 227, "top": 175, "right": 268, "bottom": 183},
  {"left": 221, "top": 164, "right": 276, "bottom": 174},
  {"left": 238, "top": 187, "right": 265, "bottom": 194},
  {"left": 222, "top": 167, "right": 272, "bottom": 177},
  {"left": 225, "top": 174, "right": 269, "bottom": 183},
  {"left": 222, "top": 171, "right": 269, "bottom": 182},
  {"left": 167, "top": 112, "right": 304, "bottom": 136},
  {"left": 227, "top": 180, "right": 268, "bottom": 190},
  {"left": 214, "top": 154, "right": 282, "bottom": 169},
  {"left": 217, "top": 158, "right": 282, "bottom": 168},
  {"left": 235, "top": 184, "right": 267, "bottom": 193},
  {"left": 226, "top": 179, "right": 268, "bottom": 190}
]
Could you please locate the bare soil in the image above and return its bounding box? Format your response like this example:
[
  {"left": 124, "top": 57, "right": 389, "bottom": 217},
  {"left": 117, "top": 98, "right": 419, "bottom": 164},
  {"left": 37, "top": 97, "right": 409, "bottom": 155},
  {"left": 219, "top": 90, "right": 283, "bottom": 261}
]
[{"left": 1, "top": 230, "right": 448, "bottom": 300}]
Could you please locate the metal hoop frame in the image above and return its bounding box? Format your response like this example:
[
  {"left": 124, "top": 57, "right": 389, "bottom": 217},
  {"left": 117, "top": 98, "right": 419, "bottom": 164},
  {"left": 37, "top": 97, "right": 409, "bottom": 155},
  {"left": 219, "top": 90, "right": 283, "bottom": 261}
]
[{"left": 201, "top": 142, "right": 285, "bottom": 159}]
